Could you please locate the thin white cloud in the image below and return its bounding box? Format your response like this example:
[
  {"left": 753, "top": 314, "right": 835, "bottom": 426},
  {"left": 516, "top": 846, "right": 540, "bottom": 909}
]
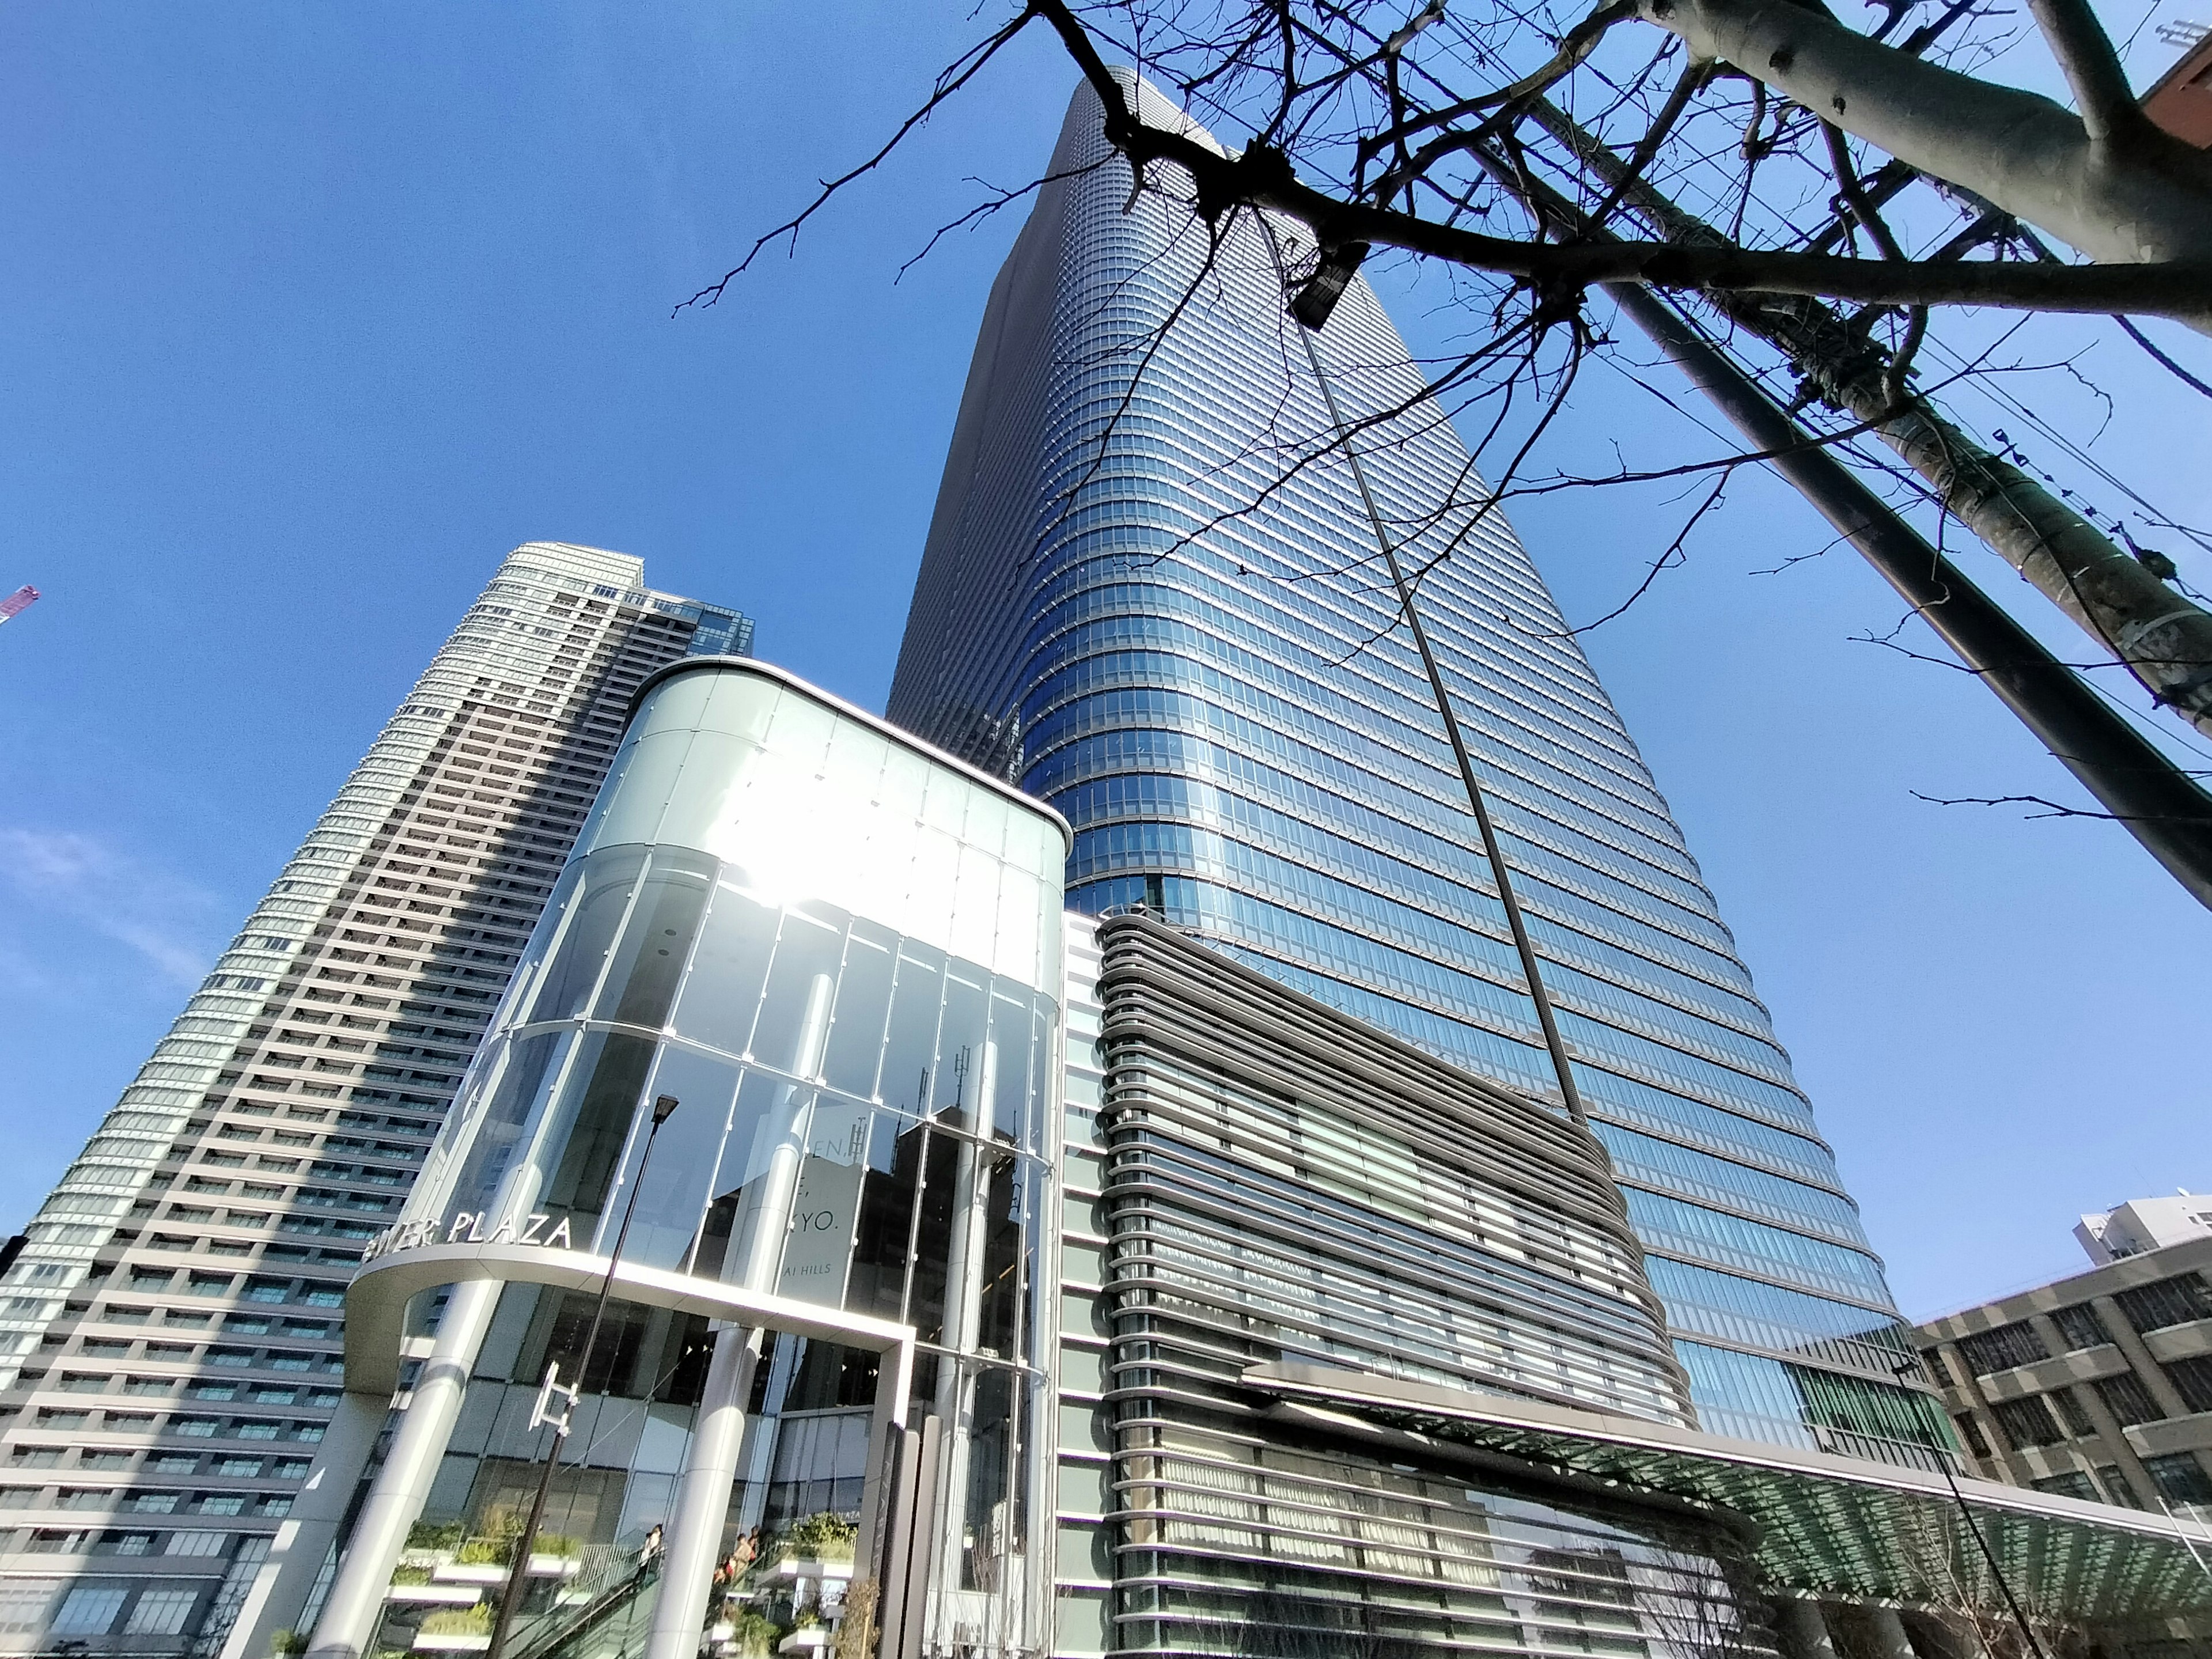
[{"left": 0, "top": 828, "right": 222, "bottom": 990}]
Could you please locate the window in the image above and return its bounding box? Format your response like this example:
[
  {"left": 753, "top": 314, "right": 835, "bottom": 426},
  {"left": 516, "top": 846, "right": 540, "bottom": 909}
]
[
  {"left": 243, "top": 1279, "right": 289, "bottom": 1304},
  {"left": 1917, "top": 1349, "right": 1955, "bottom": 1387},
  {"left": 166, "top": 1531, "right": 228, "bottom": 1557},
  {"left": 171, "top": 1418, "right": 219, "bottom": 1437},
  {"left": 235, "top": 1421, "right": 281, "bottom": 1441},
  {"left": 2095, "top": 1372, "right": 2166, "bottom": 1427},
  {"left": 36, "top": 1410, "right": 86, "bottom": 1428},
  {"left": 215, "top": 1458, "right": 262, "bottom": 1478},
  {"left": 100, "top": 1532, "right": 156, "bottom": 1555},
  {"left": 2164, "top": 1354, "right": 2212, "bottom": 1415},
  {"left": 2142, "top": 1452, "right": 2212, "bottom": 1505},
  {"left": 50, "top": 1584, "right": 128, "bottom": 1635},
  {"left": 121, "top": 1376, "right": 172, "bottom": 1396},
  {"left": 2031, "top": 1471, "right": 2099, "bottom": 1502},
  {"left": 300, "top": 1284, "right": 343, "bottom": 1308},
  {"left": 2113, "top": 1274, "right": 2212, "bottom": 1335},
  {"left": 1952, "top": 1412, "right": 1993, "bottom": 1459},
  {"left": 2052, "top": 1303, "right": 2110, "bottom": 1350},
  {"left": 55, "top": 1373, "right": 105, "bottom": 1394},
  {"left": 196, "top": 1494, "right": 246, "bottom": 1516},
  {"left": 79, "top": 1453, "right": 132, "bottom": 1471},
  {"left": 207, "top": 1347, "right": 254, "bottom": 1368},
  {"left": 10, "top": 1449, "right": 59, "bottom": 1468},
  {"left": 1994, "top": 1394, "right": 2069, "bottom": 1452},
  {"left": 1956, "top": 1321, "right": 2050, "bottom": 1376},
  {"left": 126, "top": 1585, "right": 200, "bottom": 1636},
  {"left": 127, "top": 1269, "right": 173, "bottom": 1291},
  {"left": 125, "top": 1490, "right": 180, "bottom": 1513},
  {"left": 188, "top": 1272, "right": 235, "bottom": 1297},
  {"left": 0, "top": 1581, "right": 57, "bottom": 1635},
  {"left": 2097, "top": 1465, "right": 2144, "bottom": 1508}
]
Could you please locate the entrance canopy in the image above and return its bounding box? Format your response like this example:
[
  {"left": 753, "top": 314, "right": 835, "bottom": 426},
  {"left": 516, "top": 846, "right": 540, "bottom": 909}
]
[{"left": 1244, "top": 1362, "right": 2212, "bottom": 1624}]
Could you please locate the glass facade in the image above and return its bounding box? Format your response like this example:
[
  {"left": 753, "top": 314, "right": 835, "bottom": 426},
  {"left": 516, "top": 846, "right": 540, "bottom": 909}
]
[
  {"left": 320, "top": 661, "right": 1073, "bottom": 1659},
  {"left": 1049, "top": 913, "right": 1773, "bottom": 1659},
  {"left": 888, "top": 73, "right": 1946, "bottom": 1465}
]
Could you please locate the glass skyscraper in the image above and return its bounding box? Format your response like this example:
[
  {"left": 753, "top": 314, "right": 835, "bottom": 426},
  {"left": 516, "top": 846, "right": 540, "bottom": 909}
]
[{"left": 889, "top": 74, "right": 1945, "bottom": 1464}]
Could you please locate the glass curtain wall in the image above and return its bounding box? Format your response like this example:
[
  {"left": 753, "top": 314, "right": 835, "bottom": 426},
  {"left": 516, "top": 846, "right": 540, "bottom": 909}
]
[
  {"left": 1074, "top": 915, "right": 1772, "bottom": 1659},
  {"left": 887, "top": 73, "right": 1946, "bottom": 1466},
  {"left": 357, "top": 662, "right": 1071, "bottom": 1657}
]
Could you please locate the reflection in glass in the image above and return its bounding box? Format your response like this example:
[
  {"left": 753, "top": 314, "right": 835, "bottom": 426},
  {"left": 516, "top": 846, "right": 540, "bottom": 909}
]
[
  {"left": 539, "top": 1032, "right": 656, "bottom": 1235},
  {"left": 671, "top": 880, "right": 778, "bottom": 1058},
  {"left": 527, "top": 849, "right": 646, "bottom": 1023},
  {"left": 595, "top": 1043, "right": 741, "bottom": 1270},
  {"left": 601, "top": 851, "right": 715, "bottom": 1029}
]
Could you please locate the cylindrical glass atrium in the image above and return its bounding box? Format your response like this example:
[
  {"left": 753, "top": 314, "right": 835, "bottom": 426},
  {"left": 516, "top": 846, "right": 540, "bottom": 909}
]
[{"left": 309, "top": 660, "right": 1070, "bottom": 1659}]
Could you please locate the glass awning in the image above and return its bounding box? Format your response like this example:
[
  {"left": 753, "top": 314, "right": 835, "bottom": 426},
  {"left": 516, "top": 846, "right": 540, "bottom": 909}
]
[{"left": 1243, "top": 1361, "right": 2212, "bottom": 1623}]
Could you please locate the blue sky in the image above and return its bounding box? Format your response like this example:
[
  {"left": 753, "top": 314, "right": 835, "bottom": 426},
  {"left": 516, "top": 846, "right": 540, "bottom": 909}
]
[{"left": 3, "top": 2, "right": 2207, "bottom": 1321}]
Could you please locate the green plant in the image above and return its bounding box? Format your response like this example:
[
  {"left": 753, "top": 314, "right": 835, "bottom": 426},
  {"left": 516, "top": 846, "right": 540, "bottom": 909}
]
[
  {"left": 418, "top": 1605, "right": 493, "bottom": 1637},
  {"left": 406, "top": 1520, "right": 464, "bottom": 1552},
  {"left": 729, "top": 1611, "right": 778, "bottom": 1657},
  {"left": 389, "top": 1566, "right": 432, "bottom": 1586},
  {"left": 454, "top": 1536, "right": 513, "bottom": 1566},
  {"left": 268, "top": 1629, "right": 307, "bottom": 1657},
  {"left": 476, "top": 1505, "right": 525, "bottom": 1540},
  {"left": 782, "top": 1512, "right": 857, "bottom": 1560},
  {"left": 532, "top": 1532, "right": 582, "bottom": 1558}
]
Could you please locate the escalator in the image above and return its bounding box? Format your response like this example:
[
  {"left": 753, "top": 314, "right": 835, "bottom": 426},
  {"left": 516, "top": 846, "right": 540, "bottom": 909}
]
[{"left": 503, "top": 1536, "right": 665, "bottom": 1659}]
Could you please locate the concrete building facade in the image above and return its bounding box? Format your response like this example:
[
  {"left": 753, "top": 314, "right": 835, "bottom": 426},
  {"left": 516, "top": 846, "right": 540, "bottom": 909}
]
[
  {"left": 0, "top": 544, "right": 749, "bottom": 1658},
  {"left": 1916, "top": 1228, "right": 2212, "bottom": 1518}
]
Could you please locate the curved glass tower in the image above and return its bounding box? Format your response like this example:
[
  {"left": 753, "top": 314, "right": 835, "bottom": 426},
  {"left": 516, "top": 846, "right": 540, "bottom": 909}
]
[{"left": 888, "top": 74, "right": 1946, "bottom": 1464}]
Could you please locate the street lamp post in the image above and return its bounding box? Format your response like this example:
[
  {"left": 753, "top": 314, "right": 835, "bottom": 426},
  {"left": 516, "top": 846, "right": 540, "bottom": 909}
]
[
  {"left": 1892, "top": 1359, "right": 2051, "bottom": 1659},
  {"left": 484, "top": 1092, "right": 680, "bottom": 1659}
]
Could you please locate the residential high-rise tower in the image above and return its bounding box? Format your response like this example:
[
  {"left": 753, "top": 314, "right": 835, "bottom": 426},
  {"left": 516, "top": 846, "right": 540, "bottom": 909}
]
[
  {"left": 889, "top": 75, "right": 1945, "bottom": 1467},
  {"left": 0, "top": 543, "right": 749, "bottom": 1658}
]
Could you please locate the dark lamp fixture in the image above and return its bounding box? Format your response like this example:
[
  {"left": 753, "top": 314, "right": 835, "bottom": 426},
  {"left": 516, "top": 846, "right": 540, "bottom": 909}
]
[
  {"left": 652, "top": 1093, "right": 680, "bottom": 1125},
  {"left": 1290, "top": 241, "right": 1370, "bottom": 331}
]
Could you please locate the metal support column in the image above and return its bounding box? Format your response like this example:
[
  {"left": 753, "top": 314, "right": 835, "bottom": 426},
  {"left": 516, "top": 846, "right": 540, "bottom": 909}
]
[
  {"left": 219, "top": 1389, "right": 388, "bottom": 1659},
  {"left": 307, "top": 1277, "right": 503, "bottom": 1659},
  {"left": 643, "top": 1324, "right": 764, "bottom": 1659}
]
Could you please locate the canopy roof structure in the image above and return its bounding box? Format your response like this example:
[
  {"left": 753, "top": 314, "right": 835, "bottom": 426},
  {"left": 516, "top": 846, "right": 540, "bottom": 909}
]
[{"left": 1245, "top": 1362, "right": 2212, "bottom": 1625}]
